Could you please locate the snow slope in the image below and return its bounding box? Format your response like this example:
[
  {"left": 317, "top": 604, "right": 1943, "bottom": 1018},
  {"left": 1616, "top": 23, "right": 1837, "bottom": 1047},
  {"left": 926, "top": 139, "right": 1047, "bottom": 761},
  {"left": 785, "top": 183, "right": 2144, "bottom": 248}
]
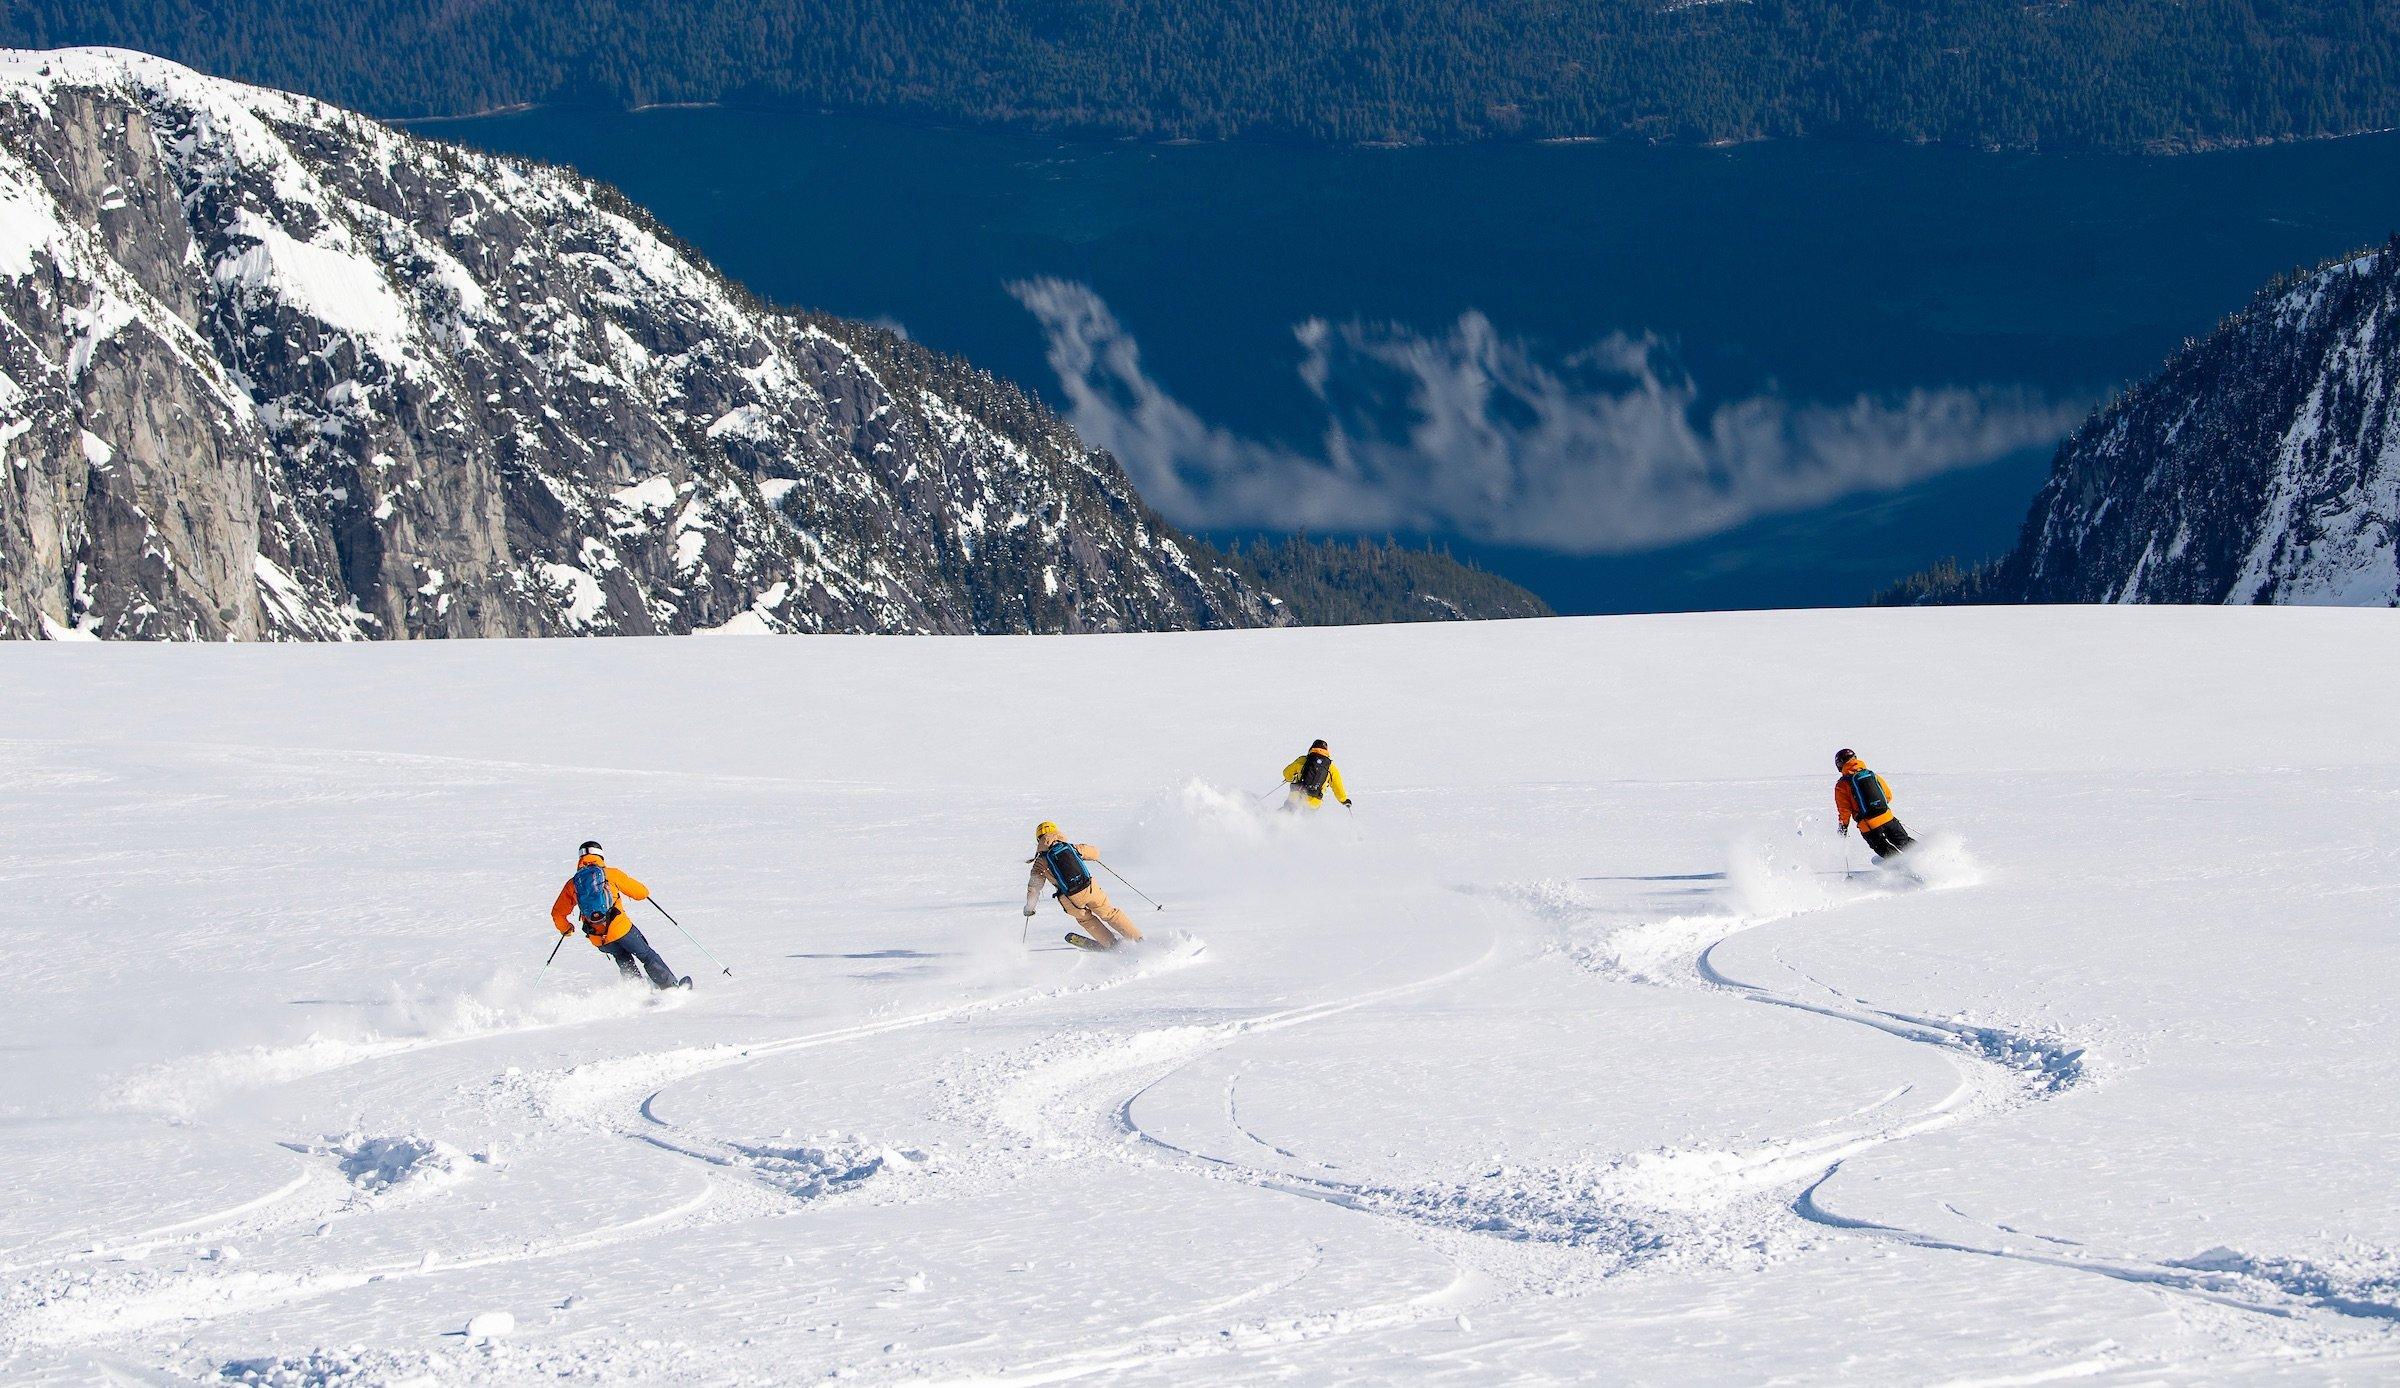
[{"left": 2, "top": 607, "right": 2397, "bottom": 1383}]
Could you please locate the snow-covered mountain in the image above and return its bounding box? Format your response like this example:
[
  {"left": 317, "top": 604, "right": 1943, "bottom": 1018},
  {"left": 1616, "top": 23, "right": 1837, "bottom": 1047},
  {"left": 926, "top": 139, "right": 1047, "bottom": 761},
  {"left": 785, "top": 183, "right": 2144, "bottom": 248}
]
[
  {"left": 0, "top": 48, "right": 1293, "bottom": 639},
  {"left": 1985, "top": 238, "right": 2400, "bottom": 605}
]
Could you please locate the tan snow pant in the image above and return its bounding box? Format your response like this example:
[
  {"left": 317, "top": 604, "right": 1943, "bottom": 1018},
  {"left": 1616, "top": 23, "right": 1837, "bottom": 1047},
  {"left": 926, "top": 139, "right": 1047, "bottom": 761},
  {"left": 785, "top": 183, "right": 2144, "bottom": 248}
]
[{"left": 1060, "top": 883, "right": 1143, "bottom": 946}]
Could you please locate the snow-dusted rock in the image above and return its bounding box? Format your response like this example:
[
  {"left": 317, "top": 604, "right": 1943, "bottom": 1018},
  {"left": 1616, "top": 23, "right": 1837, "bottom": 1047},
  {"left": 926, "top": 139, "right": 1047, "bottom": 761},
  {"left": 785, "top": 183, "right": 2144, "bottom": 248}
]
[
  {"left": 1997, "top": 236, "right": 2400, "bottom": 605},
  {"left": 0, "top": 47, "right": 1279, "bottom": 638}
]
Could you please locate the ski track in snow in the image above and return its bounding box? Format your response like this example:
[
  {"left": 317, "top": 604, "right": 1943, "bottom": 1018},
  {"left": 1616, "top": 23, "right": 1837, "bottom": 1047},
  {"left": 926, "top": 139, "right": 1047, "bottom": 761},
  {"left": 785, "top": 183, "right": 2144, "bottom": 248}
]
[
  {"left": 888, "top": 908, "right": 1529, "bottom": 1382},
  {"left": 0, "top": 937, "right": 1218, "bottom": 1359},
  {"left": 615, "top": 934, "right": 1214, "bottom": 1194},
  {"left": 1516, "top": 845, "right": 2400, "bottom": 1351}
]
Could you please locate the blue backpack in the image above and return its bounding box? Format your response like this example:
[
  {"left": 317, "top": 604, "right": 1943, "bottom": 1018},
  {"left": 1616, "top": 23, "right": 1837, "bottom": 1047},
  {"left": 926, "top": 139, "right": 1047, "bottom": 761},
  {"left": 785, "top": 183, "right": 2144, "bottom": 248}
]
[
  {"left": 1040, "top": 840, "right": 1093, "bottom": 897},
  {"left": 1849, "top": 768, "right": 1891, "bottom": 820},
  {"left": 573, "top": 863, "right": 618, "bottom": 927}
]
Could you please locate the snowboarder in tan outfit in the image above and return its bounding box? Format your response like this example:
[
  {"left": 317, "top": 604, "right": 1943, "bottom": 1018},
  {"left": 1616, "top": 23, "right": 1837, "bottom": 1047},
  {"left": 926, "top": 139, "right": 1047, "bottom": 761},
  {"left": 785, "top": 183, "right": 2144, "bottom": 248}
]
[{"left": 1024, "top": 821, "right": 1144, "bottom": 951}]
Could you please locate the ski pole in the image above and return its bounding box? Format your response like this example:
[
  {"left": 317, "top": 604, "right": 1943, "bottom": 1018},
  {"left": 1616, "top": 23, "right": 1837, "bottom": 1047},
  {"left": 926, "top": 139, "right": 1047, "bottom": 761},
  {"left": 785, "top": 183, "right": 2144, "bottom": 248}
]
[
  {"left": 649, "top": 898, "right": 734, "bottom": 977},
  {"left": 545, "top": 933, "right": 567, "bottom": 967},
  {"left": 1098, "top": 861, "right": 1165, "bottom": 911},
  {"left": 1020, "top": 911, "right": 1031, "bottom": 945}
]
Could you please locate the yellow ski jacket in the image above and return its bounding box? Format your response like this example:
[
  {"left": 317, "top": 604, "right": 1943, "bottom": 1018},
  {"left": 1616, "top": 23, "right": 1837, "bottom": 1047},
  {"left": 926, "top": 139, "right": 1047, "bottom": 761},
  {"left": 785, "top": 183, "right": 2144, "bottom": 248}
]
[{"left": 1282, "top": 755, "right": 1348, "bottom": 807}]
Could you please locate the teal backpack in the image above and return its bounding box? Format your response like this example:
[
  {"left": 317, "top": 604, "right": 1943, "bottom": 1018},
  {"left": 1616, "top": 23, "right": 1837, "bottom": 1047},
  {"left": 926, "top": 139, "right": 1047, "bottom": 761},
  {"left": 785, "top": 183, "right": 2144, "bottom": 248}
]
[{"left": 1040, "top": 840, "right": 1093, "bottom": 896}]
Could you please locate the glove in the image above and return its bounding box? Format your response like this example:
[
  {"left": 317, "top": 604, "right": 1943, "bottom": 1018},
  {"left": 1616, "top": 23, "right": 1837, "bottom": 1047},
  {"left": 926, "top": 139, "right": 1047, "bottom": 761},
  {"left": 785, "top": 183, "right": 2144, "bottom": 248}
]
[
  {"left": 1342, "top": 799, "right": 1353, "bottom": 808},
  {"left": 1023, "top": 908, "right": 1036, "bottom": 918},
  {"left": 1838, "top": 825, "right": 1850, "bottom": 837},
  {"left": 555, "top": 921, "right": 573, "bottom": 935}
]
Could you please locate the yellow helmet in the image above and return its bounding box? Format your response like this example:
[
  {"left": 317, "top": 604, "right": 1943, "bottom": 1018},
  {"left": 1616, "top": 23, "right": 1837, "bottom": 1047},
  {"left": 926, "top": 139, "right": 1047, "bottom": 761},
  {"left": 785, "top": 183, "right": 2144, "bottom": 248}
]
[{"left": 1035, "top": 820, "right": 1061, "bottom": 839}]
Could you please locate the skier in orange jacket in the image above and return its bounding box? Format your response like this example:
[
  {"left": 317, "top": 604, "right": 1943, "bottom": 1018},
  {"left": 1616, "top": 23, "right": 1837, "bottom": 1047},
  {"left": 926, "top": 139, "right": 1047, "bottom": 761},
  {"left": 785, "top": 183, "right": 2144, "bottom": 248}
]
[
  {"left": 1834, "top": 750, "right": 1916, "bottom": 860},
  {"left": 551, "top": 841, "right": 688, "bottom": 989}
]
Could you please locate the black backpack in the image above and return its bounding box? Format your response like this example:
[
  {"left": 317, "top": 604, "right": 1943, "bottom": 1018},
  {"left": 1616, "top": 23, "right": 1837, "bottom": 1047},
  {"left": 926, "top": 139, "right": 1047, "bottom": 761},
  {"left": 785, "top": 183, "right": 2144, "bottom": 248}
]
[
  {"left": 1040, "top": 840, "right": 1094, "bottom": 896},
  {"left": 1297, "top": 751, "right": 1332, "bottom": 796},
  {"left": 1848, "top": 768, "right": 1891, "bottom": 820}
]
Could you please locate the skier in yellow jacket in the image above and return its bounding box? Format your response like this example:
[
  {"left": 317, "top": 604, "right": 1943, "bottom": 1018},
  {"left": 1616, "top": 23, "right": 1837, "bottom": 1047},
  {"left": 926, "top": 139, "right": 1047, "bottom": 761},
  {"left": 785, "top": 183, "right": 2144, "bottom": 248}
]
[
  {"left": 1281, "top": 739, "right": 1351, "bottom": 812},
  {"left": 550, "top": 841, "right": 688, "bottom": 989},
  {"left": 1024, "top": 822, "right": 1144, "bottom": 950}
]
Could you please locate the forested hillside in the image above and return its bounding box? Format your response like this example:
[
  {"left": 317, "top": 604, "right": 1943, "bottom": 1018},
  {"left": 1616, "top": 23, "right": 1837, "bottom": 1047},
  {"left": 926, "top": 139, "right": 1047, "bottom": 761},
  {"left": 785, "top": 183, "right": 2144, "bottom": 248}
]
[
  {"left": 8, "top": 0, "right": 2398, "bottom": 151},
  {"left": 1228, "top": 538, "right": 1553, "bottom": 625}
]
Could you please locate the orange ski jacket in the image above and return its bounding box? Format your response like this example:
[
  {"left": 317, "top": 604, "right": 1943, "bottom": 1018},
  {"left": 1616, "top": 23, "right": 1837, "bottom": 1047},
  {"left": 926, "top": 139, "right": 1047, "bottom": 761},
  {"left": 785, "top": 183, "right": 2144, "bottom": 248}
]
[
  {"left": 552, "top": 859, "right": 651, "bottom": 947},
  {"left": 1834, "top": 759, "right": 1897, "bottom": 831}
]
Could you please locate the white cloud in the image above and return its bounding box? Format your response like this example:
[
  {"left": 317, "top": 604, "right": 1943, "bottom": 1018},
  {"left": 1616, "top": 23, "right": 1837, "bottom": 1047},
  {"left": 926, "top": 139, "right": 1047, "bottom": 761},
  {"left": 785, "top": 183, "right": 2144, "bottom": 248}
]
[{"left": 1011, "top": 277, "right": 2085, "bottom": 555}]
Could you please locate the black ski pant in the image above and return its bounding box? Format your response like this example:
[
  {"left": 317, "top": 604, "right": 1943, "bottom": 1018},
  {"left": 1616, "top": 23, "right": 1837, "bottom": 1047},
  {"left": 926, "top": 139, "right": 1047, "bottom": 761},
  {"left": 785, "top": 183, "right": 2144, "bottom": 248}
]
[
  {"left": 1863, "top": 819, "right": 1916, "bottom": 859},
  {"left": 600, "top": 925, "right": 680, "bottom": 989}
]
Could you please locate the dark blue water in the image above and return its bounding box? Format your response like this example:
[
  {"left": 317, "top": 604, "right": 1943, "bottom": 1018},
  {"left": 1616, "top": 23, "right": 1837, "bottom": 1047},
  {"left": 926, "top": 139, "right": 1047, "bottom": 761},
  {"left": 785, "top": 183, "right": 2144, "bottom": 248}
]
[{"left": 433, "top": 109, "right": 2400, "bottom": 611}]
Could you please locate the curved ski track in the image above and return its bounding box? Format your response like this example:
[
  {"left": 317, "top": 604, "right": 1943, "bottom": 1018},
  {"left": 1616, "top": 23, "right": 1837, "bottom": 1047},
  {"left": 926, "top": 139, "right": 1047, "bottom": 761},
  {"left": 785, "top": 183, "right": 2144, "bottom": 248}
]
[
  {"left": 1560, "top": 875, "right": 2400, "bottom": 1352},
  {"left": 0, "top": 940, "right": 1208, "bottom": 1359}
]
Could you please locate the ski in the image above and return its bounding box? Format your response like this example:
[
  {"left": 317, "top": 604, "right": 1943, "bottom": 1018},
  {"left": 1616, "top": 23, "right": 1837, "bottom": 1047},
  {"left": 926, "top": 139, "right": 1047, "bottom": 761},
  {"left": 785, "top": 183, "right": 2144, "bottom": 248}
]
[{"left": 1065, "top": 933, "right": 1113, "bottom": 951}]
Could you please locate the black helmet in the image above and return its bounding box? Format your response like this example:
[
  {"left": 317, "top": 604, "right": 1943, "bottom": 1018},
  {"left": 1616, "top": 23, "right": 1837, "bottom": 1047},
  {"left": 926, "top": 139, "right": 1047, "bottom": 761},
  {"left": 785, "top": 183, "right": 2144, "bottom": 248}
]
[
  {"left": 1834, "top": 749, "right": 1856, "bottom": 769},
  {"left": 579, "top": 839, "right": 604, "bottom": 857},
  {"left": 1310, "top": 739, "right": 1329, "bottom": 751}
]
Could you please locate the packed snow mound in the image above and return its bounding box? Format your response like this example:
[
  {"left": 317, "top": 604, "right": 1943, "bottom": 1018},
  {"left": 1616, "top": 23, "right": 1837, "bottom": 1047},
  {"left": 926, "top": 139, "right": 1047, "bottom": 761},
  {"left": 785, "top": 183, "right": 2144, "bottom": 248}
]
[
  {"left": 464, "top": 1309, "right": 515, "bottom": 1341},
  {"left": 320, "top": 1132, "right": 479, "bottom": 1199}
]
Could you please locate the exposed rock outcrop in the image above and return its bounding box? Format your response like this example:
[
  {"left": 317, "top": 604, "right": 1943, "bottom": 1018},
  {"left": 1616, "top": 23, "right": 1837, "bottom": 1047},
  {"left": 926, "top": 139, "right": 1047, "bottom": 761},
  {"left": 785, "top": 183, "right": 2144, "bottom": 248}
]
[
  {"left": 0, "top": 48, "right": 1278, "bottom": 638},
  {"left": 1886, "top": 239, "right": 2400, "bottom": 608}
]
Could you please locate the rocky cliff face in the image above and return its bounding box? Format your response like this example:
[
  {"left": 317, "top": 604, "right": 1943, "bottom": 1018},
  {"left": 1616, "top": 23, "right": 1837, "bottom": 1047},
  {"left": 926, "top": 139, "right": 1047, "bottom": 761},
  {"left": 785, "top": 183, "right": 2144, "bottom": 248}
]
[
  {"left": 1985, "top": 239, "right": 2400, "bottom": 606},
  {"left": 0, "top": 48, "right": 1282, "bottom": 639}
]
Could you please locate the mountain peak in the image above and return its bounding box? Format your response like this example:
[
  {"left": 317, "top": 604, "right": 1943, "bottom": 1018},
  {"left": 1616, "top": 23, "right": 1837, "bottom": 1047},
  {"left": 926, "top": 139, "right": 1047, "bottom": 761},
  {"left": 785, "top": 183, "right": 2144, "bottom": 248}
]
[{"left": 0, "top": 47, "right": 1286, "bottom": 638}]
